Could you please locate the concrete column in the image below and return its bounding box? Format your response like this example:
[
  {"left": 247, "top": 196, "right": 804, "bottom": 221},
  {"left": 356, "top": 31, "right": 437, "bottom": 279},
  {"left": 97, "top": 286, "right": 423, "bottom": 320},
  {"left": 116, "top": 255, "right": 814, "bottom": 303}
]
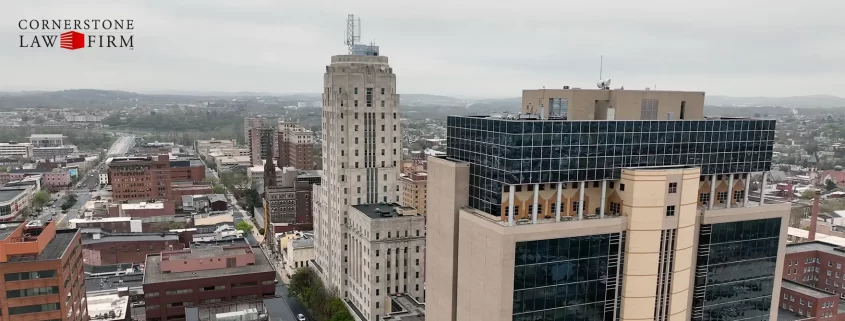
[
  {"left": 555, "top": 182, "right": 562, "bottom": 222},
  {"left": 727, "top": 174, "right": 734, "bottom": 209},
  {"left": 578, "top": 181, "right": 585, "bottom": 220},
  {"left": 532, "top": 183, "right": 539, "bottom": 224},
  {"left": 743, "top": 173, "right": 751, "bottom": 206},
  {"left": 709, "top": 174, "right": 717, "bottom": 210},
  {"left": 760, "top": 172, "right": 768, "bottom": 206},
  {"left": 600, "top": 180, "right": 607, "bottom": 218},
  {"left": 508, "top": 185, "right": 515, "bottom": 226}
]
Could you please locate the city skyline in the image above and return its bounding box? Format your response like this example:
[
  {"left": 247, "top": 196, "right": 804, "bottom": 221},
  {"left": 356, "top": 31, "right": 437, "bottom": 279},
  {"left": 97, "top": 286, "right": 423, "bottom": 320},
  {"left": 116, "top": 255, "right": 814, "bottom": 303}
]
[{"left": 2, "top": 1, "right": 845, "bottom": 98}]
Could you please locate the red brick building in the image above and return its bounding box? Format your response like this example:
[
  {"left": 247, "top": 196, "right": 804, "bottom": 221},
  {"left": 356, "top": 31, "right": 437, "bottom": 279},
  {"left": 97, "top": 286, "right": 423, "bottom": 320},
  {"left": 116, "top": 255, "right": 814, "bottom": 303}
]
[
  {"left": 109, "top": 155, "right": 172, "bottom": 201},
  {"left": 0, "top": 221, "right": 86, "bottom": 321},
  {"left": 277, "top": 120, "right": 315, "bottom": 170},
  {"left": 82, "top": 232, "right": 185, "bottom": 266},
  {"left": 142, "top": 240, "right": 276, "bottom": 321},
  {"left": 781, "top": 241, "right": 845, "bottom": 319},
  {"left": 108, "top": 155, "right": 206, "bottom": 202}
]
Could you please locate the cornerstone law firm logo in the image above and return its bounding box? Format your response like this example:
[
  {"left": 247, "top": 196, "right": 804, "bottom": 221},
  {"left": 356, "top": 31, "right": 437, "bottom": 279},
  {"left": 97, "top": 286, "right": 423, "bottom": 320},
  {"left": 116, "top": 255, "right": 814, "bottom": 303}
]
[{"left": 19, "top": 19, "right": 134, "bottom": 50}]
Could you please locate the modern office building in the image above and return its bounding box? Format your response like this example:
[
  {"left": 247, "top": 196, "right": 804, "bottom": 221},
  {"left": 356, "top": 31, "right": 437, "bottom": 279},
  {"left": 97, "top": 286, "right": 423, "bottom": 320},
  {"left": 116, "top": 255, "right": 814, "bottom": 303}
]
[
  {"left": 29, "top": 134, "right": 67, "bottom": 147},
  {"left": 142, "top": 239, "right": 276, "bottom": 321},
  {"left": 278, "top": 119, "right": 316, "bottom": 170},
  {"left": 0, "top": 220, "right": 86, "bottom": 321},
  {"left": 312, "top": 21, "right": 404, "bottom": 319},
  {"left": 345, "top": 203, "right": 426, "bottom": 321},
  {"left": 426, "top": 87, "right": 789, "bottom": 321},
  {"left": 0, "top": 142, "right": 33, "bottom": 158}
]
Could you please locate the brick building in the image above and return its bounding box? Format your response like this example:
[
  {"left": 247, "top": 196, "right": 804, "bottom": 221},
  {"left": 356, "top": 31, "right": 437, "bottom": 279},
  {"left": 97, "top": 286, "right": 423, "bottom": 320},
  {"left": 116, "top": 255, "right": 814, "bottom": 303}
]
[
  {"left": 108, "top": 155, "right": 206, "bottom": 202},
  {"left": 0, "top": 220, "right": 86, "bottom": 320},
  {"left": 106, "top": 201, "right": 176, "bottom": 218},
  {"left": 142, "top": 239, "right": 275, "bottom": 321},
  {"left": 277, "top": 119, "right": 316, "bottom": 170},
  {"left": 779, "top": 279, "right": 843, "bottom": 319},
  {"left": 82, "top": 232, "right": 185, "bottom": 266},
  {"left": 109, "top": 155, "right": 172, "bottom": 202},
  {"left": 69, "top": 217, "right": 142, "bottom": 233},
  {"left": 399, "top": 171, "right": 427, "bottom": 215}
]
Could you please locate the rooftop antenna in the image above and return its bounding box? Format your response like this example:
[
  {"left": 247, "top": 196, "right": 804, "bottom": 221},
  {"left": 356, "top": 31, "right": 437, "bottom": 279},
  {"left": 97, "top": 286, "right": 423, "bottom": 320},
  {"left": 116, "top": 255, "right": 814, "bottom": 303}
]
[
  {"left": 599, "top": 55, "right": 603, "bottom": 80},
  {"left": 345, "top": 14, "right": 361, "bottom": 54}
]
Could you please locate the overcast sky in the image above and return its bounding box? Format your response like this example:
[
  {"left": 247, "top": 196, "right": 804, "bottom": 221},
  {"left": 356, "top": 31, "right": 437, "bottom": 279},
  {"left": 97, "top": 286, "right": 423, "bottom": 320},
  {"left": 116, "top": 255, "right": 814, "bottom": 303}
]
[{"left": 1, "top": 0, "right": 843, "bottom": 98}]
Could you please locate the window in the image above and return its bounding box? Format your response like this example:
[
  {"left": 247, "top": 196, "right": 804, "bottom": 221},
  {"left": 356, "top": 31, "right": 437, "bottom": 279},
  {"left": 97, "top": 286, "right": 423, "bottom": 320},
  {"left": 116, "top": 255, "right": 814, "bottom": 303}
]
[
  {"left": 381, "top": 100, "right": 385, "bottom": 107},
  {"left": 8, "top": 303, "right": 60, "bottom": 315},
  {"left": 668, "top": 182, "right": 677, "bottom": 194},
  {"left": 6, "top": 286, "right": 59, "bottom": 298},
  {"left": 571, "top": 201, "right": 580, "bottom": 212},
  {"left": 699, "top": 193, "right": 710, "bottom": 204},
  {"left": 381, "top": 88, "right": 385, "bottom": 95},
  {"left": 717, "top": 191, "right": 728, "bottom": 204},
  {"left": 680, "top": 101, "right": 686, "bottom": 119},
  {"left": 354, "top": 87, "right": 358, "bottom": 94},
  {"left": 354, "top": 100, "right": 358, "bottom": 107},
  {"left": 5, "top": 270, "right": 57, "bottom": 281},
  {"left": 366, "top": 88, "right": 373, "bottom": 107},
  {"left": 376, "top": 250, "right": 380, "bottom": 256},
  {"left": 619, "top": 183, "right": 625, "bottom": 191},
  {"left": 666, "top": 206, "right": 676, "bottom": 216},
  {"left": 640, "top": 99, "right": 658, "bottom": 119}
]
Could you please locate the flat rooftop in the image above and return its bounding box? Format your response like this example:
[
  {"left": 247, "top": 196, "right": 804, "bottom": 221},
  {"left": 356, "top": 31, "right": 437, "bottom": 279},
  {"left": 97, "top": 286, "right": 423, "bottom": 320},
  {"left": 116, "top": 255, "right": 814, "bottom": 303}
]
[
  {"left": 782, "top": 280, "right": 834, "bottom": 299},
  {"left": 144, "top": 242, "right": 273, "bottom": 284},
  {"left": 7, "top": 229, "right": 78, "bottom": 262},
  {"left": 86, "top": 292, "right": 128, "bottom": 321},
  {"left": 83, "top": 233, "right": 180, "bottom": 245},
  {"left": 351, "top": 203, "right": 419, "bottom": 220},
  {"left": 0, "top": 221, "right": 24, "bottom": 240},
  {"left": 0, "top": 189, "right": 27, "bottom": 203}
]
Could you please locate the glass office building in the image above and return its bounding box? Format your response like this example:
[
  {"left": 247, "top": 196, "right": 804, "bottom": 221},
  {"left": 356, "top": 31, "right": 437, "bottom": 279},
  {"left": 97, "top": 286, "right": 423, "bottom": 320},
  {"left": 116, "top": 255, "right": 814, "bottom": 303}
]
[
  {"left": 446, "top": 116, "right": 776, "bottom": 217},
  {"left": 692, "top": 218, "right": 782, "bottom": 320}
]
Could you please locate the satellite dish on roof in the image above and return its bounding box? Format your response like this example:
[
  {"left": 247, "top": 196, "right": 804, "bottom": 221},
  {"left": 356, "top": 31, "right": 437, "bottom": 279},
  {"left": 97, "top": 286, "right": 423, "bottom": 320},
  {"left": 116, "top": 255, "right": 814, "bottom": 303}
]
[{"left": 597, "top": 79, "right": 612, "bottom": 90}]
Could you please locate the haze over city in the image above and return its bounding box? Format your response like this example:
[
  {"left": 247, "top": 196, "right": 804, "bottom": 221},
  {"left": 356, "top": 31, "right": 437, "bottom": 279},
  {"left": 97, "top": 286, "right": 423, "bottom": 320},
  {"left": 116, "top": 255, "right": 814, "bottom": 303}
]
[{"left": 2, "top": 0, "right": 845, "bottom": 98}]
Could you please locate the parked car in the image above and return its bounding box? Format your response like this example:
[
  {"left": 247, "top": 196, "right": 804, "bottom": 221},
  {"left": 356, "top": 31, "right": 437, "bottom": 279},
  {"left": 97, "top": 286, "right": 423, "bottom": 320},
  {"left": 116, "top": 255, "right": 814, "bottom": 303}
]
[
  {"left": 131, "top": 301, "right": 145, "bottom": 308},
  {"left": 297, "top": 314, "right": 306, "bottom": 321}
]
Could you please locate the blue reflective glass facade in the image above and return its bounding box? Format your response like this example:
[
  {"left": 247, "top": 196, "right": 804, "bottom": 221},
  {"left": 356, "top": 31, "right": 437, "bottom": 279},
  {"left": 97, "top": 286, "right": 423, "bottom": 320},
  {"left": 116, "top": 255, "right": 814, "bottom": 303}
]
[
  {"left": 445, "top": 116, "right": 776, "bottom": 216},
  {"left": 513, "top": 233, "right": 626, "bottom": 321},
  {"left": 692, "top": 218, "right": 781, "bottom": 321}
]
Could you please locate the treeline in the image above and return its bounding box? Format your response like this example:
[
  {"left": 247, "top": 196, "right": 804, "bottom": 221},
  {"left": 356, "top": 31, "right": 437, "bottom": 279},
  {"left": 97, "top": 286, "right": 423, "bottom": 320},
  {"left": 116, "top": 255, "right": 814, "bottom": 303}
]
[
  {"left": 108, "top": 110, "right": 245, "bottom": 144},
  {"left": 289, "top": 268, "right": 353, "bottom": 321}
]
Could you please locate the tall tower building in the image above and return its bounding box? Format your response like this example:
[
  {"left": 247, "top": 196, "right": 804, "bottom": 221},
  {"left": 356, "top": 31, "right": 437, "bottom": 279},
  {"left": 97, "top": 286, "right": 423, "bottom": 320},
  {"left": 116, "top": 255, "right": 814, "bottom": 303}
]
[
  {"left": 313, "top": 15, "right": 405, "bottom": 320},
  {"left": 427, "top": 87, "right": 789, "bottom": 321},
  {"left": 245, "top": 117, "right": 274, "bottom": 167}
]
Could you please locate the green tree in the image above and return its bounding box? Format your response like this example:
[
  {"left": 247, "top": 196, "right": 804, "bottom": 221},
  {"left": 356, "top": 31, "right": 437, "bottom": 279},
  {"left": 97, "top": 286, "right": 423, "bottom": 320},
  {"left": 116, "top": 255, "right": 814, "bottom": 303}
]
[
  {"left": 213, "top": 184, "right": 227, "bottom": 194},
  {"left": 826, "top": 180, "right": 838, "bottom": 192},
  {"left": 235, "top": 221, "right": 253, "bottom": 234},
  {"left": 32, "top": 191, "right": 51, "bottom": 211},
  {"left": 801, "top": 189, "right": 817, "bottom": 200}
]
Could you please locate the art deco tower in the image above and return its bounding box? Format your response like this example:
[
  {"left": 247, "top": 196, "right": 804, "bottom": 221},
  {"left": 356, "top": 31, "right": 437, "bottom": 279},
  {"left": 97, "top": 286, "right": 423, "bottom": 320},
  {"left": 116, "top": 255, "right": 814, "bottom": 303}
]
[{"left": 313, "top": 15, "right": 403, "bottom": 307}]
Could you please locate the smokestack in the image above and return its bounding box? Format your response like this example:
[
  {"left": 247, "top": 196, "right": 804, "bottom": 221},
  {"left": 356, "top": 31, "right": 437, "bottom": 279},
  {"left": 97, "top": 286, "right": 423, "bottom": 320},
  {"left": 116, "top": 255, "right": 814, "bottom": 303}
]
[{"left": 809, "top": 190, "right": 821, "bottom": 241}]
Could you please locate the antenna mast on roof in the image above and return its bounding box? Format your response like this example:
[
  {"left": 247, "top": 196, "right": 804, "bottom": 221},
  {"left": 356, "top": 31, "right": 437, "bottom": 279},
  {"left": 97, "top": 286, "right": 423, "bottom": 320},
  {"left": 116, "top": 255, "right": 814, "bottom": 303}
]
[
  {"left": 599, "top": 55, "right": 603, "bottom": 80},
  {"left": 345, "top": 14, "right": 361, "bottom": 54}
]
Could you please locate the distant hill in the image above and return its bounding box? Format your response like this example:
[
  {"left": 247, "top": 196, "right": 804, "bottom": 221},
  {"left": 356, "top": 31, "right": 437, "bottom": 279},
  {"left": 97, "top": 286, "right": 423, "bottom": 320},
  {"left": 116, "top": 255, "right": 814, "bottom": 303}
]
[{"left": 705, "top": 94, "right": 845, "bottom": 108}]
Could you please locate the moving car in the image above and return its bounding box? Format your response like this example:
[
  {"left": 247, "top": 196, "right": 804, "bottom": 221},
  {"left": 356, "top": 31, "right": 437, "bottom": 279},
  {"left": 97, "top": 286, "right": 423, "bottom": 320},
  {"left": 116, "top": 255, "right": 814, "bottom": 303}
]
[{"left": 297, "top": 314, "right": 306, "bottom": 321}]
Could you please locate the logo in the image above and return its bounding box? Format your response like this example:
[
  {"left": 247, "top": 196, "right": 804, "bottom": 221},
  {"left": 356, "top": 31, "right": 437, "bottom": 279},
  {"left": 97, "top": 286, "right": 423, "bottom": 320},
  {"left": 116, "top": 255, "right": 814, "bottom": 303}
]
[
  {"left": 60, "top": 31, "right": 84, "bottom": 50},
  {"left": 18, "top": 19, "right": 134, "bottom": 50}
]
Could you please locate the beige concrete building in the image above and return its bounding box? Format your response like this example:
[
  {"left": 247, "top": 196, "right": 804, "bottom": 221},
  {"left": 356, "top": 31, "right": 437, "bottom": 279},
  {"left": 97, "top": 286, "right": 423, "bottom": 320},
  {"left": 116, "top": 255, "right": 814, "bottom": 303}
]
[
  {"left": 194, "top": 139, "right": 237, "bottom": 157},
  {"left": 425, "top": 87, "right": 788, "bottom": 321},
  {"left": 313, "top": 45, "right": 404, "bottom": 318},
  {"left": 346, "top": 203, "right": 426, "bottom": 321},
  {"left": 400, "top": 172, "right": 427, "bottom": 215},
  {"left": 282, "top": 233, "right": 315, "bottom": 278},
  {"left": 522, "top": 88, "right": 705, "bottom": 121}
]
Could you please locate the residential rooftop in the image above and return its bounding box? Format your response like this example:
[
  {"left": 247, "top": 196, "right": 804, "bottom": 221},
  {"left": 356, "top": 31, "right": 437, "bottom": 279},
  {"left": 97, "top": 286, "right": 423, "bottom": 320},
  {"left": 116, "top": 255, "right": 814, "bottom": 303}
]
[
  {"left": 143, "top": 244, "right": 273, "bottom": 284},
  {"left": 351, "top": 203, "right": 420, "bottom": 220}
]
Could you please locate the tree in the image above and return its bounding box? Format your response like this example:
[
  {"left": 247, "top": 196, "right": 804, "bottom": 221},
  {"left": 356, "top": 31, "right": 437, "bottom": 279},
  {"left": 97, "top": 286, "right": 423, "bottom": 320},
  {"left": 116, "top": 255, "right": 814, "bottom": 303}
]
[
  {"left": 32, "top": 191, "right": 50, "bottom": 211},
  {"left": 801, "top": 189, "right": 817, "bottom": 200},
  {"left": 235, "top": 221, "right": 253, "bottom": 234},
  {"left": 213, "top": 184, "right": 227, "bottom": 194},
  {"left": 826, "top": 180, "right": 838, "bottom": 192}
]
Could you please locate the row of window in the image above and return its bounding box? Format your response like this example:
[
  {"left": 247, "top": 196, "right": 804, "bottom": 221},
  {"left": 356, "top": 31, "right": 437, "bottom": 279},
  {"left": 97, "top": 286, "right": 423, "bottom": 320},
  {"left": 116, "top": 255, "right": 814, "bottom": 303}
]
[{"left": 4, "top": 270, "right": 57, "bottom": 281}]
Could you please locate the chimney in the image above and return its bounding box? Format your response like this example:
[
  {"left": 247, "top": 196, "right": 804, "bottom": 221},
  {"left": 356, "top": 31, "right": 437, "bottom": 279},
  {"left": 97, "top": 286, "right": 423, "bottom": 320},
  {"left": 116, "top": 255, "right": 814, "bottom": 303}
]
[{"left": 809, "top": 190, "right": 821, "bottom": 241}]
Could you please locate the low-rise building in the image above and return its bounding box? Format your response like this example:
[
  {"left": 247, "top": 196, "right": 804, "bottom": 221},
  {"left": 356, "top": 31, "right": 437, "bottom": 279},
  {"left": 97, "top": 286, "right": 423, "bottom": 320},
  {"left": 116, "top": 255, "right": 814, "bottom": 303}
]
[
  {"left": 0, "top": 142, "right": 33, "bottom": 158},
  {"left": 181, "top": 194, "right": 228, "bottom": 213},
  {"left": 99, "top": 173, "right": 108, "bottom": 185},
  {"left": 69, "top": 217, "right": 143, "bottom": 233},
  {"left": 85, "top": 291, "right": 129, "bottom": 321},
  {"left": 0, "top": 187, "right": 33, "bottom": 221},
  {"left": 82, "top": 231, "right": 185, "bottom": 266},
  {"left": 281, "top": 232, "right": 315, "bottom": 278},
  {"left": 143, "top": 239, "right": 276, "bottom": 321},
  {"left": 194, "top": 139, "right": 238, "bottom": 158}
]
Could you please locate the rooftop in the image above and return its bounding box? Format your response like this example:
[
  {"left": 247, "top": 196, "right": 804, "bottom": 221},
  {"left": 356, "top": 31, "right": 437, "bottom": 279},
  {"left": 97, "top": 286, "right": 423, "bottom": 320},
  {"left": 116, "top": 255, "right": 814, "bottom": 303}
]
[
  {"left": 352, "top": 203, "right": 420, "bottom": 220},
  {"left": 82, "top": 233, "right": 180, "bottom": 245},
  {"left": 383, "top": 293, "right": 426, "bottom": 321},
  {"left": 7, "top": 229, "right": 78, "bottom": 262},
  {"left": 782, "top": 280, "right": 834, "bottom": 299},
  {"left": 0, "top": 188, "right": 26, "bottom": 203},
  {"left": 143, "top": 244, "right": 274, "bottom": 284},
  {"left": 122, "top": 202, "right": 165, "bottom": 210},
  {"left": 86, "top": 292, "right": 128, "bottom": 321},
  {"left": 787, "top": 228, "right": 845, "bottom": 250},
  {"left": 0, "top": 221, "right": 24, "bottom": 241}
]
